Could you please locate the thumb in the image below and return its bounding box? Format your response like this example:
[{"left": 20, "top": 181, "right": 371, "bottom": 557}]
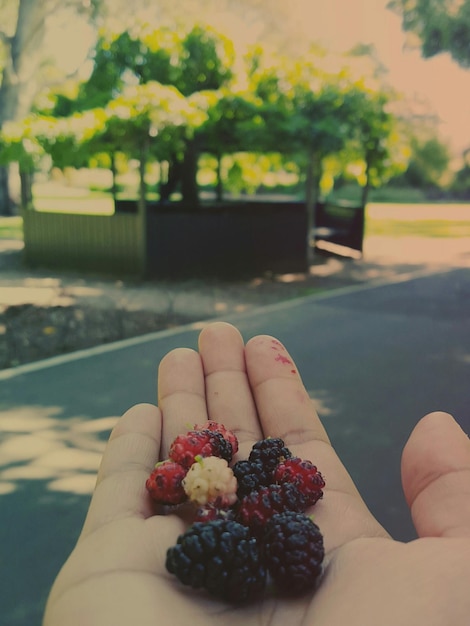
[{"left": 401, "top": 411, "right": 470, "bottom": 538}]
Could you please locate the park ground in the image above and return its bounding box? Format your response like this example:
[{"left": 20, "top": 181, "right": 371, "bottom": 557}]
[{"left": 1, "top": 202, "right": 469, "bottom": 370}]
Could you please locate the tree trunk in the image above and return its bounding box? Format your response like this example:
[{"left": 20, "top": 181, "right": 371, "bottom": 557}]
[
  {"left": 19, "top": 166, "right": 34, "bottom": 209},
  {"left": 361, "top": 158, "right": 371, "bottom": 207},
  {"left": 110, "top": 151, "right": 118, "bottom": 210},
  {"left": 181, "top": 138, "right": 199, "bottom": 208},
  {"left": 137, "top": 139, "right": 148, "bottom": 276},
  {"left": 0, "top": 0, "right": 51, "bottom": 215},
  {"left": 0, "top": 1, "right": 46, "bottom": 120},
  {"left": 0, "top": 166, "right": 13, "bottom": 215},
  {"left": 159, "top": 156, "right": 182, "bottom": 203},
  {"left": 305, "top": 149, "right": 322, "bottom": 265},
  {"left": 215, "top": 153, "right": 224, "bottom": 202}
]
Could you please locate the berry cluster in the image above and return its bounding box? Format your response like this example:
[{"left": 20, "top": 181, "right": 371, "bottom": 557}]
[
  {"left": 146, "top": 421, "right": 325, "bottom": 603},
  {"left": 145, "top": 422, "right": 238, "bottom": 507}
]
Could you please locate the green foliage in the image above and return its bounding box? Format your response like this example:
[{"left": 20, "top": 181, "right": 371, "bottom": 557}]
[
  {"left": 4, "top": 19, "right": 417, "bottom": 207},
  {"left": 198, "top": 90, "right": 264, "bottom": 155},
  {"left": 79, "top": 31, "right": 144, "bottom": 109},
  {"left": 450, "top": 164, "right": 470, "bottom": 199},
  {"left": 343, "top": 86, "right": 409, "bottom": 188},
  {"left": 388, "top": 0, "right": 470, "bottom": 67},
  {"left": 176, "top": 25, "right": 235, "bottom": 96},
  {"left": 400, "top": 136, "right": 451, "bottom": 188},
  {"left": 247, "top": 51, "right": 408, "bottom": 203},
  {"left": 45, "top": 23, "right": 235, "bottom": 117},
  {"left": 0, "top": 118, "right": 45, "bottom": 169}
]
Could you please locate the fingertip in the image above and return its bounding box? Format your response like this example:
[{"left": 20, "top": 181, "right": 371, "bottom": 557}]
[
  {"left": 401, "top": 410, "right": 470, "bottom": 538},
  {"left": 402, "top": 411, "right": 467, "bottom": 480},
  {"left": 198, "top": 321, "right": 244, "bottom": 346},
  {"left": 414, "top": 410, "right": 460, "bottom": 433},
  {"left": 82, "top": 403, "right": 163, "bottom": 535},
  {"left": 245, "top": 333, "right": 281, "bottom": 350},
  {"left": 101, "top": 403, "right": 162, "bottom": 477},
  {"left": 157, "top": 347, "right": 203, "bottom": 401},
  {"left": 158, "top": 347, "right": 200, "bottom": 373},
  {"left": 198, "top": 322, "right": 246, "bottom": 373},
  {"left": 110, "top": 403, "right": 161, "bottom": 441}
]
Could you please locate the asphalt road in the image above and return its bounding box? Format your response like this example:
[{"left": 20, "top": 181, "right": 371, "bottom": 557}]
[{"left": 1, "top": 267, "right": 469, "bottom": 626}]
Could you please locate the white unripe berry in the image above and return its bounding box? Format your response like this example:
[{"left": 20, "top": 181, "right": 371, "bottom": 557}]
[{"left": 183, "top": 455, "right": 238, "bottom": 506}]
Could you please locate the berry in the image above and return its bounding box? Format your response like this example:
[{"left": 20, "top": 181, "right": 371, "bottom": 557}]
[
  {"left": 248, "top": 437, "right": 292, "bottom": 472},
  {"left": 193, "top": 505, "right": 235, "bottom": 523},
  {"left": 194, "top": 420, "right": 239, "bottom": 455},
  {"left": 145, "top": 461, "right": 187, "bottom": 505},
  {"left": 236, "top": 483, "right": 307, "bottom": 536},
  {"left": 264, "top": 511, "right": 324, "bottom": 594},
  {"left": 166, "top": 520, "right": 266, "bottom": 602},
  {"left": 275, "top": 457, "right": 325, "bottom": 507},
  {"left": 232, "top": 459, "right": 273, "bottom": 498},
  {"left": 169, "top": 430, "right": 233, "bottom": 468},
  {"left": 183, "top": 456, "right": 238, "bottom": 507}
]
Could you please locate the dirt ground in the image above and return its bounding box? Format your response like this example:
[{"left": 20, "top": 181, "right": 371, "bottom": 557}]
[{"left": 1, "top": 236, "right": 469, "bottom": 370}]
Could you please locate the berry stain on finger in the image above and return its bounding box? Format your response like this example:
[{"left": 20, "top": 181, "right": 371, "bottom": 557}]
[{"left": 270, "top": 339, "right": 297, "bottom": 373}]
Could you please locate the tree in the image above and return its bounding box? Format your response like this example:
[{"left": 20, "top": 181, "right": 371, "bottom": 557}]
[
  {"left": 388, "top": 0, "right": 470, "bottom": 68},
  {"left": 344, "top": 87, "right": 409, "bottom": 205},
  {"left": 249, "top": 56, "right": 358, "bottom": 255},
  {"left": 61, "top": 23, "right": 235, "bottom": 205},
  {"left": 395, "top": 135, "right": 451, "bottom": 189},
  {"left": 197, "top": 90, "right": 264, "bottom": 200},
  {"left": 0, "top": 0, "right": 100, "bottom": 214},
  {"left": 451, "top": 148, "right": 470, "bottom": 198},
  {"left": 0, "top": 118, "right": 44, "bottom": 209},
  {"left": 157, "top": 25, "right": 235, "bottom": 204}
]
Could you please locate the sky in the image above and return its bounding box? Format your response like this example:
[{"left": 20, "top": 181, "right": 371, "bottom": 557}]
[
  {"left": 289, "top": 0, "right": 469, "bottom": 158},
  {"left": 50, "top": 0, "right": 469, "bottom": 161}
]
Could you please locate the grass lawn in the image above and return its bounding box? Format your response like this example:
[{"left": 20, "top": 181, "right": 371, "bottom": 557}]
[
  {"left": 365, "top": 219, "right": 470, "bottom": 238},
  {"left": 365, "top": 203, "right": 470, "bottom": 238},
  {"left": 0, "top": 216, "right": 23, "bottom": 240}
]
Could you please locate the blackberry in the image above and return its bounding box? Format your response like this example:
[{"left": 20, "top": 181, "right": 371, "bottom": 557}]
[
  {"left": 236, "top": 483, "right": 307, "bottom": 537},
  {"left": 248, "top": 437, "right": 292, "bottom": 472},
  {"left": 232, "top": 459, "right": 273, "bottom": 498},
  {"left": 275, "top": 457, "right": 325, "bottom": 507},
  {"left": 264, "top": 511, "right": 324, "bottom": 595},
  {"left": 194, "top": 420, "right": 239, "bottom": 455},
  {"left": 166, "top": 520, "right": 266, "bottom": 602},
  {"left": 210, "top": 431, "right": 233, "bottom": 463}
]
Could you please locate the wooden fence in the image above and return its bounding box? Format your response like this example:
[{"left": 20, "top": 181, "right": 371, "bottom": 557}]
[
  {"left": 21, "top": 199, "right": 364, "bottom": 278},
  {"left": 22, "top": 210, "right": 145, "bottom": 275}
]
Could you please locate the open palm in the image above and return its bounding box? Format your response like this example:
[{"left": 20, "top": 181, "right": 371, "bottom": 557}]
[{"left": 44, "top": 322, "right": 470, "bottom": 626}]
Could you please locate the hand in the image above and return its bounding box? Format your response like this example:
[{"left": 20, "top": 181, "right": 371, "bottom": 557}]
[{"left": 43, "top": 322, "right": 470, "bottom": 626}]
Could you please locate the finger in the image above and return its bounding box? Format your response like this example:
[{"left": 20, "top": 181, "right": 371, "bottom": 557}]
[
  {"left": 401, "top": 411, "right": 470, "bottom": 538},
  {"left": 245, "top": 334, "right": 388, "bottom": 549},
  {"left": 80, "top": 403, "right": 161, "bottom": 538},
  {"left": 157, "top": 347, "right": 208, "bottom": 459},
  {"left": 198, "top": 322, "right": 262, "bottom": 458}
]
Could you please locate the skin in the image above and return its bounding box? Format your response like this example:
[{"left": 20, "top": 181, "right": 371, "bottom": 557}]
[{"left": 43, "top": 322, "right": 470, "bottom": 626}]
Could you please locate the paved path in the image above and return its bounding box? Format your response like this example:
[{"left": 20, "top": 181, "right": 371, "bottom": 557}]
[{"left": 1, "top": 267, "right": 469, "bottom": 625}]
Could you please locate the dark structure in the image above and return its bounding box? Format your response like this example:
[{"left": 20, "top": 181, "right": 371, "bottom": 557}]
[{"left": 23, "top": 199, "right": 365, "bottom": 279}]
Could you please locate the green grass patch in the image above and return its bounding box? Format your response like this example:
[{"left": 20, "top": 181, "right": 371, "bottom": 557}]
[
  {"left": 366, "top": 219, "right": 470, "bottom": 238},
  {"left": 330, "top": 184, "right": 429, "bottom": 204},
  {"left": 33, "top": 195, "right": 115, "bottom": 215},
  {"left": 0, "top": 216, "right": 23, "bottom": 240}
]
